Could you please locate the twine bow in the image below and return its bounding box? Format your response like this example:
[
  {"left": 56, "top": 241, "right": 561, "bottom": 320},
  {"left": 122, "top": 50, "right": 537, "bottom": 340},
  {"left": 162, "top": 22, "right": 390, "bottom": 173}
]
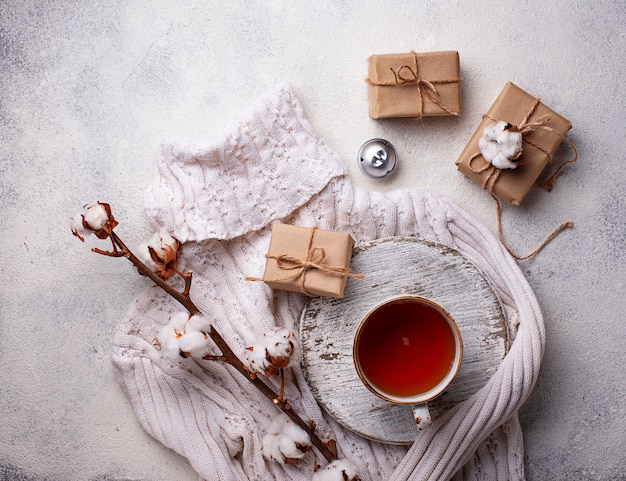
[
  {"left": 467, "top": 98, "right": 578, "bottom": 260},
  {"left": 366, "top": 51, "right": 461, "bottom": 118},
  {"left": 246, "top": 227, "right": 364, "bottom": 297}
]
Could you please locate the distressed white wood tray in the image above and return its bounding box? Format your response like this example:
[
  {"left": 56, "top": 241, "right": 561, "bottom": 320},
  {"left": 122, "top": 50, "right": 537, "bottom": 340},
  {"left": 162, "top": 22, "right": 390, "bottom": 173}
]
[{"left": 300, "top": 237, "right": 509, "bottom": 445}]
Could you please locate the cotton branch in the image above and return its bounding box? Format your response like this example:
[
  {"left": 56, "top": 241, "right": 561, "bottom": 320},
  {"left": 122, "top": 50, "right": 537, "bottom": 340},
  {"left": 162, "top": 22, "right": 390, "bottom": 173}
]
[{"left": 70, "top": 202, "right": 337, "bottom": 463}]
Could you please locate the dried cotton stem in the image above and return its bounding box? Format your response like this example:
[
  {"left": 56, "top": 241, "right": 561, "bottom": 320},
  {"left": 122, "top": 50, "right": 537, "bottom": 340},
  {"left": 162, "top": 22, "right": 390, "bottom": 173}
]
[{"left": 83, "top": 222, "right": 337, "bottom": 463}]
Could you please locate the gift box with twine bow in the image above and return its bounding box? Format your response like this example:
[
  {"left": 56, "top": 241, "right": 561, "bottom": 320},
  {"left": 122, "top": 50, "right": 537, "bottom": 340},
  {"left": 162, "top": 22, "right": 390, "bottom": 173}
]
[
  {"left": 455, "top": 82, "right": 578, "bottom": 260},
  {"left": 366, "top": 50, "right": 462, "bottom": 119},
  {"left": 246, "top": 224, "right": 363, "bottom": 298},
  {"left": 456, "top": 82, "right": 576, "bottom": 206}
]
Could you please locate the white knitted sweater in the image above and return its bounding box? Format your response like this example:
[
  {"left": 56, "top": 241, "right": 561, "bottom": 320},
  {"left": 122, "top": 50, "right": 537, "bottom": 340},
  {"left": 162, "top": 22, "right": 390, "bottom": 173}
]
[{"left": 112, "top": 84, "right": 544, "bottom": 481}]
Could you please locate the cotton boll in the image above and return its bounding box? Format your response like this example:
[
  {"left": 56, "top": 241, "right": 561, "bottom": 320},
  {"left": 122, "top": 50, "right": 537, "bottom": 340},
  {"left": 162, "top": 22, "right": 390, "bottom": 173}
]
[
  {"left": 491, "top": 153, "right": 519, "bottom": 170},
  {"left": 479, "top": 120, "right": 523, "bottom": 170},
  {"left": 160, "top": 338, "right": 182, "bottom": 360},
  {"left": 137, "top": 228, "right": 181, "bottom": 279},
  {"left": 82, "top": 202, "right": 110, "bottom": 230},
  {"left": 478, "top": 139, "right": 498, "bottom": 163},
  {"left": 70, "top": 202, "right": 112, "bottom": 240},
  {"left": 280, "top": 418, "right": 312, "bottom": 447},
  {"left": 496, "top": 130, "right": 522, "bottom": 156},
  {"left": 178, "top": 330, "right": 208, "bottom": 359},
  {"left": 274, "top": 433, "right": 307, "bottom": 462},
  {"left": 312, "top": 459, "right": 361, "bottom": 481},
  {"left": 157, "top": 324, "right": 177, "bottom": 346},
  {"left": 264, "top": 328, "right": 300, "bottom": 363},
  {"left": 478, "top": 123, "right": 499, "bottom": 143},
  {"left": 244, "top": 339, "right": 272, "bottom": 375},
  {"left": 136, "top": 242, "right": 160, "bottom": 271},
  {"left": 185, "top": 314, "right": 212, "bottom": 334},
  {"left": 148, "top": 229, "right": 179, "bottom": 257},
  {"left": 261, "top": 414, "right": 311, "bottom": 464},
  {"left": 157, "top": 325, "right": 182, "bottom": 360},
  {"left": 266, "top": 412, "right": 289, "bottom": 434},
  {"left": 168, "top": 312, "right": 190, "bottom": 332},
  {"left": 70, "top": 212, "right": 91, "bottom": 241},
  {"left": 244, "top": 328, "right": 300, "bottom": 376},
  {"left": 70, "top": 201, "right": 117, "bottom": 241},
  {"left": 156, "top": 313, "right": 190, "bottom": 361},
  {"left": 262, "top": 432, "right": 286, "bottom": 463}
]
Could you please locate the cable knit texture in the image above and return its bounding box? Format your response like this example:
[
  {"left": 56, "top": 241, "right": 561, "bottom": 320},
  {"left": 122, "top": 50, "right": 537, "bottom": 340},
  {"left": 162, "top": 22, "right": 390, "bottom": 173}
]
[{"left": 112, "top": 83, "right": 544, "bottom": 481}]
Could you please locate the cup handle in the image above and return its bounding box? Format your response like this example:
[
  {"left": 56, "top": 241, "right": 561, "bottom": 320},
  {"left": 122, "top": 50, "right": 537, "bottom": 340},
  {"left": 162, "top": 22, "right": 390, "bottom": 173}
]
[{"left": 412, "top": 403, "right": 432, "bottom": 431}]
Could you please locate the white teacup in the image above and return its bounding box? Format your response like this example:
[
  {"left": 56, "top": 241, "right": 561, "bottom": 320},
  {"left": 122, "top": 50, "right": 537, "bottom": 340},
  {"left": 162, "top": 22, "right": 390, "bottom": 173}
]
[{"left": 353, "top": 296, "right": 463, "bottom": 430}]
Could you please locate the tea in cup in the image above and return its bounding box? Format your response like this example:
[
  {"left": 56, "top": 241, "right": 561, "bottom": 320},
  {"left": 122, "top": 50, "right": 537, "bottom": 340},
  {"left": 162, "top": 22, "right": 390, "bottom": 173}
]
[{"left": 353, "top": 296, "right": 463, "bottom": 430}]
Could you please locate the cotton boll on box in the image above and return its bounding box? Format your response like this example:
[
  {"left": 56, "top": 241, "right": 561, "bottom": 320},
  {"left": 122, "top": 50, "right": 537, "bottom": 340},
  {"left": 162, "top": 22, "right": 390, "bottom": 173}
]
[
  {"left": 456, "top": 82, "right": 574, "bottom": 206},
  {"left": 478, "top": 120, "right": 523, "bottom": 170}
]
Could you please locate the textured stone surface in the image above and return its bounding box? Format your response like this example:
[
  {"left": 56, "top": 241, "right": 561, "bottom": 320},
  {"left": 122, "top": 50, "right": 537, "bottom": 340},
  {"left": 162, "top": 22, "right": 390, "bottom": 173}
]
[{"left": 1, "top": 1, "right": 624, "bottom": 479}]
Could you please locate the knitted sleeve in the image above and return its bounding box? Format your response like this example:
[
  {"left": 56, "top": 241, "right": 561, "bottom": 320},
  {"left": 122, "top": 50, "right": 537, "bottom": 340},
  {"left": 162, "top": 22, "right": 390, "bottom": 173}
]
[
  {"left": 142, "top": 83, "right": 347, "bottom": 243},
  {"left": 112, "top": 84, "right": 543, "bottom": 481}
]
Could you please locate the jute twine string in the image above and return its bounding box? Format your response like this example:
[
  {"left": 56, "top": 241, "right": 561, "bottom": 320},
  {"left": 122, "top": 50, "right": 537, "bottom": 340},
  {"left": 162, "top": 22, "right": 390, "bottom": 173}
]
[
  {"left": 366, "top": 51, "right": 461, "bottom": 118},
  {"left": 468, "top": 98, "right": 578, "bottom": 260},
  {"left": 245, "top": 227, "right": 364, "bottom": 296}
]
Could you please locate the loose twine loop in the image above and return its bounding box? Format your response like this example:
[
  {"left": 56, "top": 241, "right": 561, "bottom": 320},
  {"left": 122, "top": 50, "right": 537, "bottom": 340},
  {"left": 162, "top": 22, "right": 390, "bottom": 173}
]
[
  {"left": 246, "top": 227, "right": 364, "bottom": 296},
  {"left": 366, "top": 51, "right": 461, "bottom": 118},
  {"left": 468, "top": 98, "right": 578, "bottom": 260}
]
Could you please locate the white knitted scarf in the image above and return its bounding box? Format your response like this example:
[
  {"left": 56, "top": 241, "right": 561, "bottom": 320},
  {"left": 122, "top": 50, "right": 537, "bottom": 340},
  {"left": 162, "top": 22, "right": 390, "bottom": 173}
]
[{"left": 112, "top": 84, "right": 544, "bottom": 481}]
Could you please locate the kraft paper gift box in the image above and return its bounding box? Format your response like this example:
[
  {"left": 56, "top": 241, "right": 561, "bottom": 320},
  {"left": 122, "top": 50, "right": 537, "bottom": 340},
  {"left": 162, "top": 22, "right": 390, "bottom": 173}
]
[
  {"left": 455, "top": 82, "right": 572, "bottom": 206},
  {"left": 252, "top": 223, "right": 362, "bottom": 299},
  {"left": 367, "top": 50, "right": 462, "bottom": 119}
]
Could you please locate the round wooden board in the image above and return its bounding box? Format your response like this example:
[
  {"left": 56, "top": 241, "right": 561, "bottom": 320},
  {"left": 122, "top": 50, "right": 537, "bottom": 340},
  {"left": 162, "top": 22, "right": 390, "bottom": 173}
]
[{"left": 300, "top": 237, "right": 509, "bottom": 445}]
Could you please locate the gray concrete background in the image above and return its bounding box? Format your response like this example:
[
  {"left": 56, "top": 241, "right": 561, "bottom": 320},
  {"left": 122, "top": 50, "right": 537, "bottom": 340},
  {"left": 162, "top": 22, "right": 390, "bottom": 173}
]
[{"left": 1, "top": 1, "right": 624, "bottom": 480}]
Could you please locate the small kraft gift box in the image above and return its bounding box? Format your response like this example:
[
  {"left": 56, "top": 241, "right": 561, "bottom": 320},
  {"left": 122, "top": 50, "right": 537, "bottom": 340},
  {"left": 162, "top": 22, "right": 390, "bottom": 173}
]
[
  {"left": 456, "top": 82, "right": 576, "bottom": 206},
  {"left": 366, "top": 50, "right": 462, "bottom": 119},
  {"left": 246, "top": 223, "right": 363, "bottom": 298}
]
